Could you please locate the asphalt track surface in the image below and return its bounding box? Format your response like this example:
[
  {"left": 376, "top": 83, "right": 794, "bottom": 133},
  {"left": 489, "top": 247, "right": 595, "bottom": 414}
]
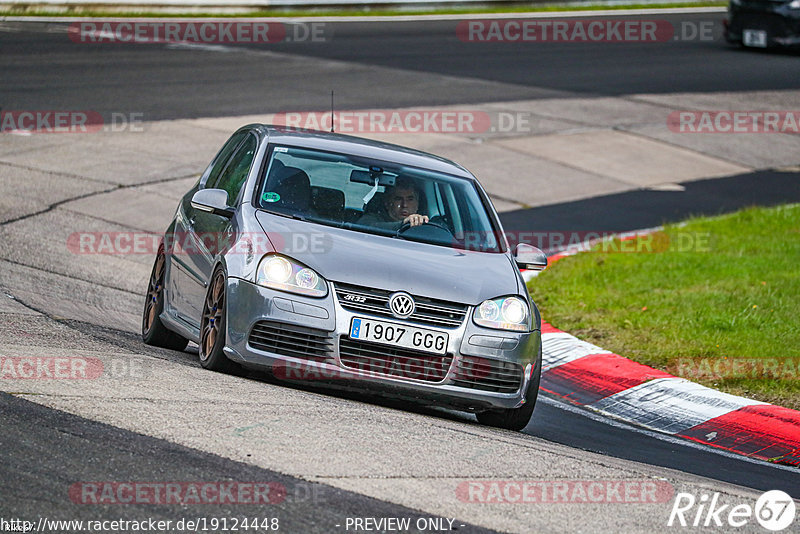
[
  {"left": 1, "top": 13, "right": 800, "bottom": 533},
  {"left": 0, "top": 13, "right": 798, "bottom": 120},
  {"left": 1, "top": 392, "right": 498, "bottom": 533}
]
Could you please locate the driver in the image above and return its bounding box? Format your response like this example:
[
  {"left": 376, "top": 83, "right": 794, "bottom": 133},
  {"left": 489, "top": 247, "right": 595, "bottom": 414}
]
[{"left": 358, "top": 176, "right": 429, "bottom": 230}]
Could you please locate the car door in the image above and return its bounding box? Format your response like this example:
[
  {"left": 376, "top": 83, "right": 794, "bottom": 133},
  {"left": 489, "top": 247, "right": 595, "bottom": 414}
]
[
  {"left": 169, "top": 131, "right": 248, "bottom": 326},
  {"left": 181, "top": 132, "right": 259, "bottom": 327}
]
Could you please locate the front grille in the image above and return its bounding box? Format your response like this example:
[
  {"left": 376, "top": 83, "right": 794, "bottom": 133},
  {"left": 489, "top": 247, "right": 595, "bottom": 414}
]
[
  {"left": 339, "top": 338, "right": 453, "bottom": 382},
  {"left": 731, "top": 12, "right": 793, "bottom": 35},
  {"left": 249, "top": 321, "right": 334, "bottom": 361},
  {"left": 334, "top": 282, "right": 467, "bottom": 328},
  {"left": 451, "top": 356, "right": 523, "bottom": 393}
]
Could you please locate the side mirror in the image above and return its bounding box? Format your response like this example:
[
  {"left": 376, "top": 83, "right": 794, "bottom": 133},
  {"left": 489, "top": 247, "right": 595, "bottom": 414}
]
[
  {"left": 191, "top": 189, "right": 234, "bottom": 218},
  {"left": 514, "top": 243, "right": 547, "bottom": 271}
]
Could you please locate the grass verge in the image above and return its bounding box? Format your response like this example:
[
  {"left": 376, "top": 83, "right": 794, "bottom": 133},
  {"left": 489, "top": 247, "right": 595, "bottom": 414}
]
[
  {"left": 527, "top": 204, "right": 800, "bottom": 410},
  {"left": 0, "top": 1, "right": 727, "bottom": 18}
]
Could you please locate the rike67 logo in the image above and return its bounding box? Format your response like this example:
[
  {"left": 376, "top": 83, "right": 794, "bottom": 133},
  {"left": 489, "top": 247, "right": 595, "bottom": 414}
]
[{"left": 668, "top": 490, "right": 796, "bottom": 531}]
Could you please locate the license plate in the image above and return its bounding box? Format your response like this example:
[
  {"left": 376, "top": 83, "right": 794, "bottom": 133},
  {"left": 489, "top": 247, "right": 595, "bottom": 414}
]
[
  {"left": 349, "top": 318, "right": 448, "bottom": 355},
  {"left": 743, "top": 29, "right": 767, "bottom": 48}
]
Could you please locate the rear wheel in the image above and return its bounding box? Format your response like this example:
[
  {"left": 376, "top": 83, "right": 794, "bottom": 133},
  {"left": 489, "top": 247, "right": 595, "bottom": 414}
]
[
  {"left": 199, "top": 268, "right": 240, "bottom": 373},
  {"left": 142, "top": 250, "right": 189, "bottom": 351},
  {"left": 476, "top": 348, "right": 542, "bottom": 431}
]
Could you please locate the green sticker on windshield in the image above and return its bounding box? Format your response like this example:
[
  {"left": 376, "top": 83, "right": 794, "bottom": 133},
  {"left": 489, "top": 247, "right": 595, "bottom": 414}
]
[{"left": 262, "top": 192, "right": 281, "bottom": 203}]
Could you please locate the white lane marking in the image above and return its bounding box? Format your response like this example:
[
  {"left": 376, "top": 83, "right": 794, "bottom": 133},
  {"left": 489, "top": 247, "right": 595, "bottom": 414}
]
[
  {"left": 541, "top": 332, "right": 611, "bottom": 371},
  {"left": 167, "top": 42, "right": 250, "bottom": 53},
  {"left": 588, "top": 377, "right": 767, "bottom": 435},
  {"left": 539, "top": 395, "right": 799, "bottom": 473}
]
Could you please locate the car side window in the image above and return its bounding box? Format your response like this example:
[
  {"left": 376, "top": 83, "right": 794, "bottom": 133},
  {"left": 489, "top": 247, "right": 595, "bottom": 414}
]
[
  {"left": 213, "top": 134, "right": 258, "bottom": 206},
  {"left": 204, "top": 131, "right": 247, "bottom": 190}
]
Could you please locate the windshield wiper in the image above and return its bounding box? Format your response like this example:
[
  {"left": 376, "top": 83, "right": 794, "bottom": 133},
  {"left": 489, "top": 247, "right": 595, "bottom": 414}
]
[{"left": 259, "top": 209, "right": 307, "bottom": 221}]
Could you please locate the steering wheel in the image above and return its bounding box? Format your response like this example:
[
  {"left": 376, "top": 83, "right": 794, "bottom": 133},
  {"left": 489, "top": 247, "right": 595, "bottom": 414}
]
[{"left": 396, "top": 218, "right": 454, "bottom": 237}]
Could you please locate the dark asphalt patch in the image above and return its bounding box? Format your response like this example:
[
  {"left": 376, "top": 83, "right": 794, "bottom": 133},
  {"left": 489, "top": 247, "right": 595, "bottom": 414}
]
[
  {"left": 499, "top": 169, "right": 800, "bottom": 250},
  {"left": 0, "top": 392, "right": 498, "bottom": 534}
]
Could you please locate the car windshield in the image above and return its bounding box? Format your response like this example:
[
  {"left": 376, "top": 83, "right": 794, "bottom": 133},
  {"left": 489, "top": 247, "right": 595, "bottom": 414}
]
[{"left": 255, "top": 145, "right": 503, "bottom": 252}]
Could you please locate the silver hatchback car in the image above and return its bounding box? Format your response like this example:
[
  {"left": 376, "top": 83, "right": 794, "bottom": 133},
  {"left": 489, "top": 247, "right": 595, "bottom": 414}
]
[{"left": 142, "top": 125, "right": 547, "bottom": 430}]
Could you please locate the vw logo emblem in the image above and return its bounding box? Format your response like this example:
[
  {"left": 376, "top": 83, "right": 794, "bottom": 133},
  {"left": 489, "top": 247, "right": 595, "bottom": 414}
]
[{"left": 389, "top": 292, "right": 415, "bottom": 318}]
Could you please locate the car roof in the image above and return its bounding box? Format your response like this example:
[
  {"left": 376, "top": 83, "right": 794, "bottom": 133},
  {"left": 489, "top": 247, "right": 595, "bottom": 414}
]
[{"left": 246, "top": 124, "right": 475, "bottom": 180}]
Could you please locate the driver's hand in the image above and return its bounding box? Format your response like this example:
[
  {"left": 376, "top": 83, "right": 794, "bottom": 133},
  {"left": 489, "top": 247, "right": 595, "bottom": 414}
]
[{"left": 403, "top": 214, "right": 429, "bottom": 227}]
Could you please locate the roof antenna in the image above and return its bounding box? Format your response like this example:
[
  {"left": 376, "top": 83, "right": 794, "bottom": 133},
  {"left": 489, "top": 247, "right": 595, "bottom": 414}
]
[{"left": 330, "top": 90, "right": 335, "bottom": 133}]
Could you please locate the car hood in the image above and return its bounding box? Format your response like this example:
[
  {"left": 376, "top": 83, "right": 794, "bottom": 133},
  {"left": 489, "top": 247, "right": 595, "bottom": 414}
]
[{"left": 254, "top": 210, "right": 519, "bottom": 305}]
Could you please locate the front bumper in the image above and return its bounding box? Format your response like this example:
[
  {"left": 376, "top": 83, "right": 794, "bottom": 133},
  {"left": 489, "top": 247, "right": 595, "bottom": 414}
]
[
  {"left": 726, "top": 3, "right": 800, "bottom": 46},
  {"left": 224, "top": 278, "right": 540, "bottom": 411}
]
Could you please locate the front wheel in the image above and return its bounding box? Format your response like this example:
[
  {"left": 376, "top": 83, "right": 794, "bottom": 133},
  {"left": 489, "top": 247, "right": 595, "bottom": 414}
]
[
  {"left": 199, "top": 267, "right": 240, "bottom": 373},
  {"left": 476, "top": 348, "right": 542, "bottom": 431},
  {"left": 142, "top": 250, "right": 189, "bottom": 351}
]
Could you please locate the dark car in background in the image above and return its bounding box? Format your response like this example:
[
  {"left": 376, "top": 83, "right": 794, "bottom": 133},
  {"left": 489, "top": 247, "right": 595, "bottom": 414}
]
[{"left": 726, "top": 0, "right": 800, "bottom": 47}]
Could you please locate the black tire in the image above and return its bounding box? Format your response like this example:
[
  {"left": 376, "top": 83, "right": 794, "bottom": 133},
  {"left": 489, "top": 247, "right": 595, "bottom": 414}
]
[
  {"left": 198, "top": 267, "right": 239, "bottom": 373},
  {"left": 476, "top": 347, "right": 542, "bottom": 431},
  {"left": 142, "top": 250, "right": 189, "bottom": 351}
]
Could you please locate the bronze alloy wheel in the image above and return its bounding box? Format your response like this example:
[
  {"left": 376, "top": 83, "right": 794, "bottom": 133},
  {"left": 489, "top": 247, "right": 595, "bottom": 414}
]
[
  {"left": 200, "top": 270, "right": 225, "bottom": 361},
  {"left": 143, "top": 254, "right": 165, "bottom": 335},
  {"left": 198, "top": 268, "right": 239, "bottom": 373},
  {"left": 141, "top": 249, "right": 189, "bottom": 351}
]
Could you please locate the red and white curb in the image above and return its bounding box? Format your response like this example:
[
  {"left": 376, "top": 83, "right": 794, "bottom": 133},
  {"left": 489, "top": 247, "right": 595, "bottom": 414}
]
[
  {"left": 526, "top": 230, "right": 800, "bottom": 467},
  {"left": 539, "top": 321, "right": 800, "bottom": 467}
]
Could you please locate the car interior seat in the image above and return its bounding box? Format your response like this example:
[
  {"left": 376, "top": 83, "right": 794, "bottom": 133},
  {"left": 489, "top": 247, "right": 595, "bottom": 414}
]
[
  {"left": 311, "top": 186, "right": 346, "bottom": 220},
  {"left": 362, "top": 192, "right": 386, "bottom": 216},
  {"left": 267, "top": 161, "right": 312, "bottom": 212}
]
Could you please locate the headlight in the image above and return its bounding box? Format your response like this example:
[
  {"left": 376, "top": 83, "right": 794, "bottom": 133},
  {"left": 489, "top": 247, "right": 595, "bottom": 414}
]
[
  {"left": 789, "top": 0, "right": 800, "bottom": 9},
  {"left": 473, "top": 296, "right": 530, "bottom": 332},
  {"left": 256, "top": 255, "right": 328, "bottom": 297}
]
